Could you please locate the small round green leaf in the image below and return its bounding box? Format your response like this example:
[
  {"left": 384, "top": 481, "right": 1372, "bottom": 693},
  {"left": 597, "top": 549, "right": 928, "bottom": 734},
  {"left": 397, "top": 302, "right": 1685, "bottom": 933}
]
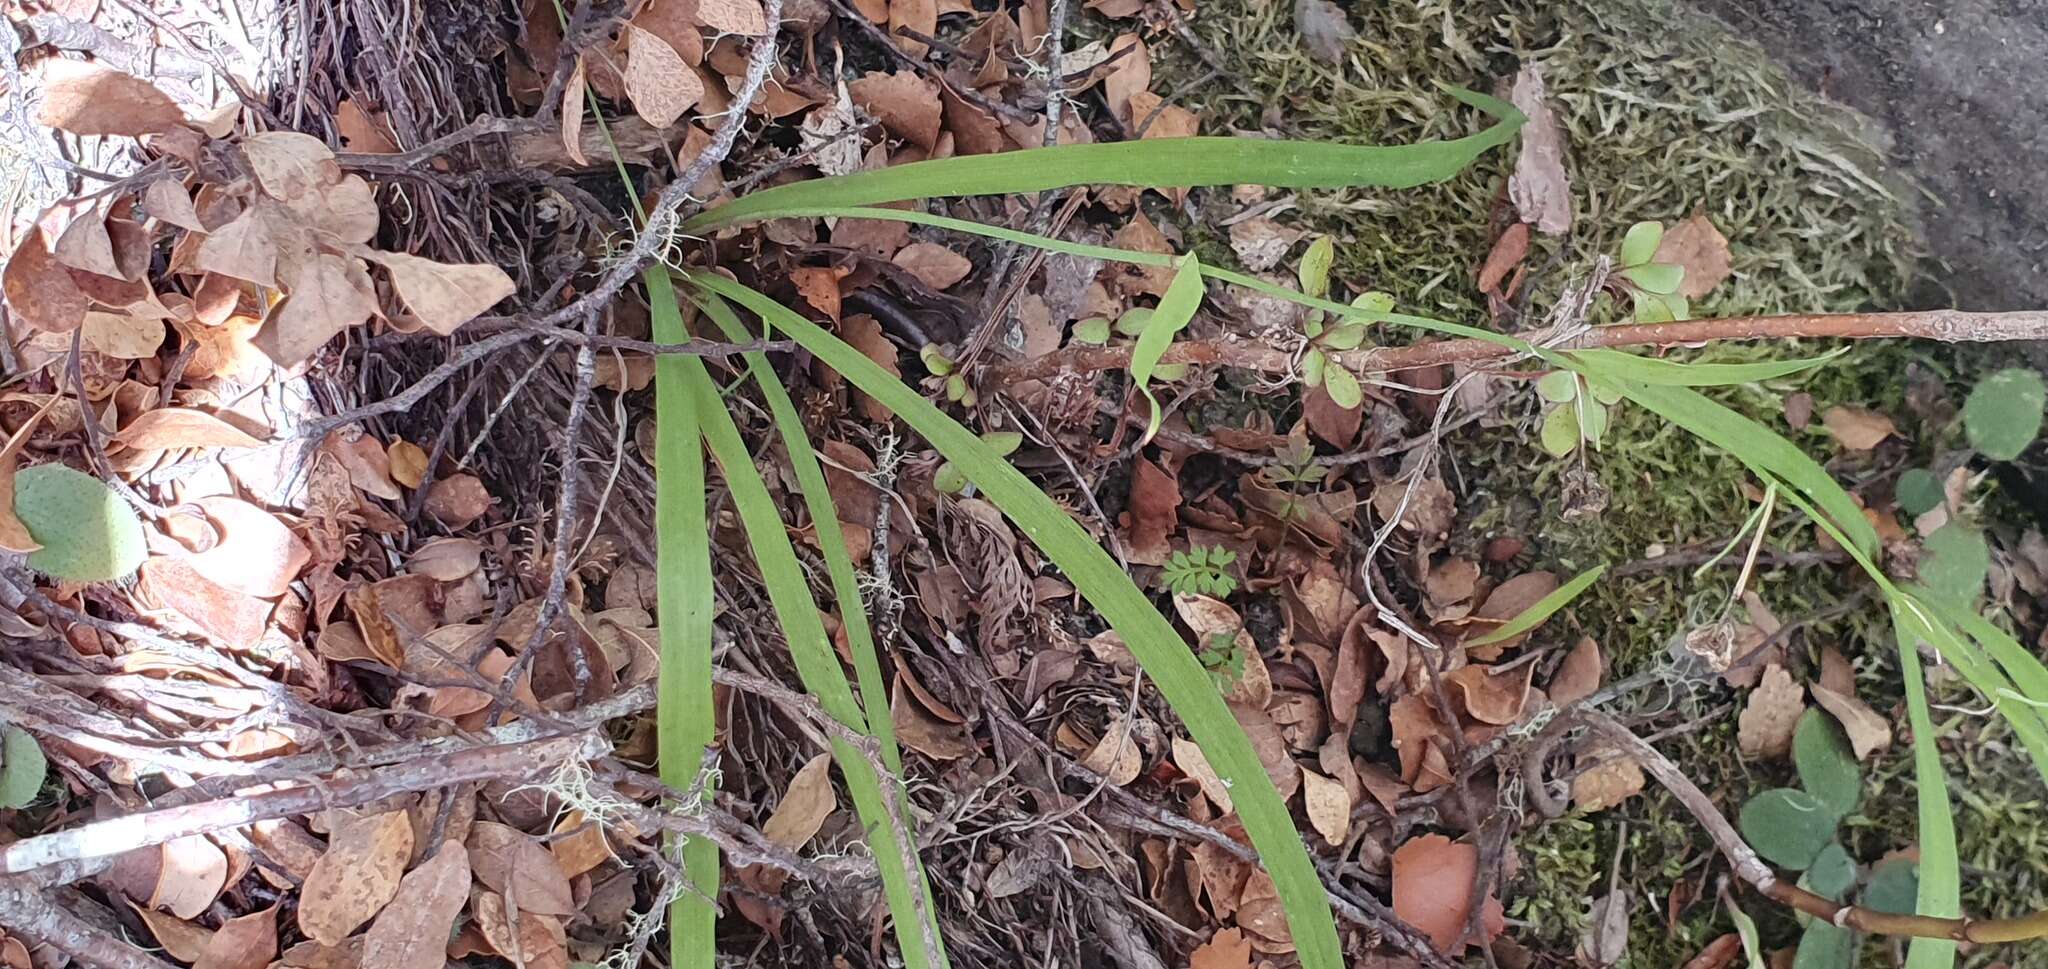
[
  {"left": 1619, "top": 221, "right": 1664, "bottom": 266},
  {"left": 15, "top": 464, "right": 147, "bottom": 582},
  {"left": 1861, "top": 856, "right": 1918, "bottom": 915},
  {"left": 1536, "top": 371, "right": 1579, "bottom": 403},
  {"left": 980, "top": 431, "right": 1023, "bottom": 456},
  {"left": 1791, "top": 920, "right": 1854, "bottom": 969},
  {"left": 1578, "top": 400, "right": 1609, "bottom": 447},
  {"left": 1963, "top": 367, "right": 2046, "bottom": 461},
  {"left": 1800, "top": 842, "right": 1857, "bottom": 901},
  {"left": 1540, "top": 405, "right": 1579, "bottom": 457},
  {"left": 1071, "top": 318, "right": 1112, "bottom": 346},
  {"left": 1319, "top": 321, "right": 1368, "bottom": 351},
  {"left": 1302, "top": 348, "right": 1327, "bottom": 388},
  {"left": 1793, "top": 709, "right": 1861, "bottom": 820},
  {"left": 1298, "top": 235, "right": 1335, "bottom": 299},
  {"left": 1349, "top": 290, "right": 1394, "bottom": 315},
  {"left": 1921, "top": 522, "right": 1990, "bottom": 605},
  {"left": 1113, "top": 306, "right": 1153, "bottom": 338},
  {"left": 1587, "top": 377, "right": 1625, "bottom": 406},
  {"left": 933, "top": 462, "right": 968, "bottom": 495},
  {"left": 1623, "top": 262, "right": 1685, "bottom": 295},
  {"left": 1739, "top": 787, "right": 1837, "bottom": 869},
  {"left": 1895, "top": 468, "right": 1944, "bottom": 516},
  {"left": 919, "top": 344, "right": 953, "bottom": 375},
  {"left": 1323, "top": 365, "right": 1363, "bottom": 411},
  {"left": 0, "top": 725, "right": 46, "bottom": 809}
]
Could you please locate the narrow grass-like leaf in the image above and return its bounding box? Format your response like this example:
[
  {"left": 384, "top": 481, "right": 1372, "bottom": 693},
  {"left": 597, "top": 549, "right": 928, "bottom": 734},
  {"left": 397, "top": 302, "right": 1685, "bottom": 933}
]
[
  {"left": 1465, "top": 565, "right": 1606, "bottom": 647},
  {"left": 1131, "top": 256, "right": 1203, "bottom": 444},
  {"left": 680, "top": 350, "right": 949, "bottom": 969},
  {"left": 686, "top": 87, "right": 1522, "bottom": 232},
  {"left": 1572, "top": 347, "right": 1846, "bottom": 386},
  {"left": 690, "top": 272, "right": 1346, "bottom": 969},
  {"left": 1886, "top": 596, "right": 1962, "bottom": 969}
]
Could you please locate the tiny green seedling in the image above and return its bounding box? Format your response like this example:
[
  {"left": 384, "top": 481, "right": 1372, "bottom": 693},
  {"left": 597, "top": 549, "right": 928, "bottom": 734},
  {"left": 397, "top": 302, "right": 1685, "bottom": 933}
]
[
  {"left": 12, "top": 463, "right": 147, "bottom": 582},
  {"left": 1163, "top": 545, "right": 1239, "bottom": 598},
  {"left": 1534, "top": 369, "right": 1625, "bottom": 457},
  {"left": 934, "top": 430, "right": 1021, "bottom": 495},
  {"left": 1616, "top": 221, "right": 1690, "bottom": 323},
  {"left": 1291, "top": 235, "right": 1385, "bottom": 411},
  {"left": 1196, "top": 630, "right": 1248, "bottom": 693},
  {"left": 1891, "top": 367, "right": 2046, "bottom": 606},
  {"left": 1737, "top": 710, "right": 1914, "bottom": 969}
]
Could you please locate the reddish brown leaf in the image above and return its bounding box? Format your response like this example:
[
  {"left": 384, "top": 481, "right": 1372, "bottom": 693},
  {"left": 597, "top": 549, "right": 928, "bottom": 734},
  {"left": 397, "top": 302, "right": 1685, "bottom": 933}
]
[
  {"left": 1821, "top": 406, "right": 1895, "bottom": 451},
  {"left": 466, "top": 822, "right": 575, "bottom": 916},
  {"left": 193, "top": 905, "right": 278, "bottom": 969},
  {"left": 1121, "top": 457, "right": 1181, "bottom": 565},
  {"left": 184, "top": 496, "right": 311, "bottom": 598},
  {"left": 848, "top": 71, "right": 943, "bottom": 151},
  {"left": 1391, "top": 834, "right": 1505, "bottom": 955},
  {"left": 887, "top": 0, "right": 937, "bottom": 56},
  {"left": 361, "top": 844, "right": 469, "bottom": 969},
  {"left": 1549, "top": 636, "right": 1604, "bottom": 707},
  {"left": 760, "top": 753, "right": 836, "bottom": 848},
  {"left": 4, "top": 227, "right": 90, "bottom": 333},
  {"left": 1189, "top": 928, "right": 1252, "bottom": 969},
  {"left": 139, "top": 557, "right": 272, "bottom": 649},
  {"left": 791, "top": 265, "right": 847, "bottom": 322},
  {"left": 113, "top": 408, "right": 267, "bottom": 450},
  {"left": 1477, "top": 222, "right": 1531, "bottom": 295},
  {"left": 422, "top": 474, "right": 492, "bottom": 527},
  {"left": 298, "top": 811, "right": 413, "bottom": 945},
  {"left": 1653, "top": 213, "right": 1734, "bottom": 298},
  {"left": 36, "top": 59, "right": 185, "bottom": 137}
]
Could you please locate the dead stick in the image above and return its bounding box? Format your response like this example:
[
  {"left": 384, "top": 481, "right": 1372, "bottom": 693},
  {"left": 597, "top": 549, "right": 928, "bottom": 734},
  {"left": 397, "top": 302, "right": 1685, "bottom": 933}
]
[
  {"left": 986, "top": 309, "right": 2048, "bottom": 386},
  {"left": 1578, "top": 710, "right": 2048, "bottom": 944},
  {"left": 0, "top": 732, "right": 605, "bottom": 875}
]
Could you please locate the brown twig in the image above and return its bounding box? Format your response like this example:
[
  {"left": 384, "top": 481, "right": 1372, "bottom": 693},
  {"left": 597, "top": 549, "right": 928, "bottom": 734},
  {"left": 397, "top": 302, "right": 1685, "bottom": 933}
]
[
  {"left": 986, "top": 309, "right": 2048, "bottom": 386},
  {"left": 1575, "top": 710, "right": 2048, "bottom": 944},
  {"left": 0, "top": 858, "right": 177, "bottom": 969}
]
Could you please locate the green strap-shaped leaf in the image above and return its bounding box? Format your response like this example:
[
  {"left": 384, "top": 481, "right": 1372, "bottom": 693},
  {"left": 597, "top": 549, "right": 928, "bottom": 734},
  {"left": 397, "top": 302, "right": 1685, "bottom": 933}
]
[
  {"left": 1131, "top": 255, "right": 1204, "bottom": 444},
  {"left": 646, "top": 266, "right": 720, "bottom": 969},
  {"left": 691, "top": 271, "right": 1345, "bottom": 969},
  {"left": 1466, "top": 565, "right": 1606, "bottom": 647},
  {"left": 1887, "top": 596, "right": 1961, "bottom": 969},
  {"left": 1573, "top": 347, "right": 1846, "bottom": 386},
  {"left": 679, "top": 345, "right": 950, "bottom": 969},
  {"left": 686, "top": 87, "right": 1522, "bottom": 232}
]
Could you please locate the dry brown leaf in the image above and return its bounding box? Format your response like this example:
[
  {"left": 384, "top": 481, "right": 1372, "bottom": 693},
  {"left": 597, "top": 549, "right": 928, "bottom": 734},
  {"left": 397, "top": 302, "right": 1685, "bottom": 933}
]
[
  {"left": 1123, "top": 457, "right": 1181, "bottom": 566},
  {"left": 141, "top": 179, "right": 205, "bottom": 234},
  {"left": 467, "top": 821, "right": 575, "bottom": 916},
  {"left": 1391, "top": 834, "right": 1505, "bottom": 955},
  {"left": 1172, "top": 735, "right": 1233, "bottom": 814},
  {"left": 1811, "top": 682, "right": 1892, "bottom": 760},
  {"left": 623, "top": 25, "right": 703, "bottom": 128},
  {"left": 409, "top": 538, "right": 483, "bottom": 581},
  {"left": 1468, "top": 571, "right": 1559, "bottom": 653},
  {"left": 129, "top": 903, "right": 214, "bottom": 962},
  {"left": 1653, "top": 213, "right": 1733, "bottom": 298},
  {"left": 633, "top": 0, "right": 705, "bottom": 64},
  {"left": 1477, "top": 222, "right": 1531, "bottom": 295},
  {"left": 887, "top": 0, "right": 937, "bottom": 56},
  {"left": 37, "top": 59, "right": 186, "bottom": 136},
  {"left": 291, "top": 176, "right": 380, "bottom": 247},
  {"left": 1549, "top": 636, "right": 1603, "bottom": 707},
  {"left": 696, "top": 0, "right": 767, "bottom": 34},
  {"left": 1189, "top": 928, "right": 1253, "bottom": 969},
  {"left": 1444, "top": 664, "right": 1533, "bottom": 725},
  {"left": 191, "top": 207, "right": 279, "bottom": 288},
  {"left": 559, "top": 56, "right": 590, "bottom": 166},
  {"left": 1173, "top": 594, "right": 1269, "bottom": 706},
  {"left": 54, "top": 208, "right": 123, "bottom": 278},
  {"left": 1389, "top": 693, "right": 1453, "bottom": 792},
  {"left": 82, "top": 311, "right": 166, "bottom": 359},
  {"left": 243, "top": 132, "right": 340, "bottom": 200},
  {"left": 1736, "top": 664, "right": 1804, "bottom": 760},
  {"left": 1079, "top": 716, "right": 1142, "bottom": 785},
  {"left": 139, "top": 557, "right": 272, "bottom": 649},
  {"left": 193, "top": 905, "right": 278, "bottom": 969},
  {"left": 113, "top": 408, "right": 267, "bottom": 450},
  {"left": 761, "top": 753, "right": 837, "bottom": 848},
  {"left": 890, "top": 242, "right": 972, "bottom": 291},
  {"left": 548, "top": 812, "right": 614, "bottom": 878},
  {"left": 0, "top": 405, "right": 50, "bottom": 554},
  {"left": 1570, "top": 743, "right": 1645, "bottom": 812},
  {"left": 1506, "top": 66, "right": 1571, "bottom": 235},
  {"left": 366, "top": 251, "right": 515, "bottom": 336},
  {"left": 298, "top": 810, "right": 413, "bottom": 945},
  {"left": 4, "top": 227, "right": 90, "bottom": 333},
  {"left": 182, "top": 496, "right": 310, "bottom": 598},
  {"left": 256, "top": 253, "right": 378, "bottom": 366},
  {"left": 1125, "top": 90, "right": 1198, "bottom": 139},
  {"left": 1102, "top": 34, "right": 1151, "bottom": 123},
  {"left": 388, "top": 440, "right": 429, "bottom": 488},
  {"left": 1232, "top": 700, "right": 1299, "bottom": 800},
  {"left": 892, "top": 676, "right": 974, "bottom": 759},
  {"left": 423, "top": 474, "right": 491, "bottom": 526},
  {"left": 1820, "top": 405, "right": 1896, "bottom": 451},
  {"left": 1227, "top": 217, "right": 1302, "bottom": 273},
  {"left": 1300, "top": 769, "right": 1350, "bottom": 846},
  {"left": 360, "top": 844, "right": 468, "bottom": 969},
  {"left": 1818, "top": 645, "right": 1855, "bottom": 697},
  {"left": 848, "top": 71, "right": 943, "bottom": 151},
  {"left": 791, "top": 265, "right": 846, "bottom": 321},
  {"left": 335, "top": 100, "right": 398, "bottom": 153},
  {"left": 151, "top": 836, "right": 229, "bottom": 920}
]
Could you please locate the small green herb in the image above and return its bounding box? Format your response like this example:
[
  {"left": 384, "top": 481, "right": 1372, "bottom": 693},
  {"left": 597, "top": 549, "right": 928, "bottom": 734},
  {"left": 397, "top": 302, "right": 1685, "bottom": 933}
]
[{"left": 1164, "top": 545, "right": 1239, "bottom": 598}]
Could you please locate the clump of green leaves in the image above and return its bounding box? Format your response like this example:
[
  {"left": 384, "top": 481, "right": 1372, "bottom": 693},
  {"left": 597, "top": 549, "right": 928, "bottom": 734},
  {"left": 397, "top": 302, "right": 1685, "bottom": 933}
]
[
  {"left": 12, "top": 463, "right": 147, "bottom": 582},
  {"left": 1535, "top": 370, "right": 1623, "bottom": 457},
  {"left": 1737, "top": 710, "right": 1913, "bottom": 969},
  {"left": 1196, "top": 631, "right": 1248, "bottom": 692},
  {"left": 1, "top": 719, "right": 46, "bottom": 809},
  {"left": 1291, "top": 236, "right": 1383, "bottom": 411},
  {"left": 1163, "top": 545, "right": 1239, "bottom": 597},
  {"left": 1617, "top": 221, "right": 1690, "bottom": 323},
  {"left": 1891, "top": 367, "right": 2046, "bottom": 605}
]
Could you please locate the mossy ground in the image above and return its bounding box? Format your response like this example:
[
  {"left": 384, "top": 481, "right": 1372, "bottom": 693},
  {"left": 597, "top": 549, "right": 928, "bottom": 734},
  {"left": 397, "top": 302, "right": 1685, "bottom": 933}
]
[{"left": 1152, "top": 0, "right": 2048, "bottom": 964}]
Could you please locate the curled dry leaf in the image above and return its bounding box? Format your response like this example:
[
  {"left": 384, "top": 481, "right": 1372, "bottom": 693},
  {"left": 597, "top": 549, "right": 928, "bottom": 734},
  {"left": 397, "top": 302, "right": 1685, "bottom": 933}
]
[
  {"left": 623, "top": 25, "right": 703, "bottom": 128},
  {"left": 191, "top": 207, "right": 279, "bottom": 288},
  {"left": 1102, "top": 34, "right": 1151, "bottom": 123},
  {"left": 193, "top": 905, "right": 278, "bottom": 969},
  {"left": 185, "top": 496, "right": 311, "bottom": 598},
  {"left": 1172, "top": 736, "right": 1234, "bottom": 814},
  {"left": 761, "top": 753, "right": 836, "bottom": 849},
  {"left": 1506, "top": 65, "right": 1571, "bottom": 235},
  {"left": 887, "top": 0, "right": 937, "bottom": 56},
  {"left": 1736, "top": 664, "right": 1804, "bottom": 760},
  {"left": 113, "top": 408, "right": 267, "bottom": 451},
  {"left": 1300, "top": 769, "right": 1350, "bottom": 846},
  {"left": 559, "top": 56, "right": 589, "bottom": 167},
  {"left": 848, "top": 71, "right": 943, "bottom": 152},
  {"left": 1444, "top": 664, "right": 1534, "bottom": 725},
  {"left": 82, "top": 311, "right": 166, "bottom": 359},
  {"left": 335, "top": 100, "right": 399, "bottom": 154},
  {"left": 256, "top": 252, "right": 378, "bottom": 367},
  {"left": 1391, "top": 834, "right": 1505, "bottom": 955},
  {"left": 361, "top": 844, "right": 469, "bottom": 969},
  {"left": 1810, "top": 682, "right": 1892, "bottom": 760},
  {"left": 1189, "top": 927, "right": 1253, "bottom": 969},
  {"left": 1126, "top": 90, "right": 1198, "bottom": 139},
  {"left": 243, "top": 132, "right": 341, "bottom": 201},
  {"left": 388, "top": 440, "right": 429, "bottom": 488},
  {"left": 364, "top": 251, "right": 515, "bottom": 336},
  {"left": 129, "top": 903, "right": 214, "bottom": 962},
  {"left": 408, "top": 537, "right": 484, "bottom": 581},
  {"left": 1125, "top": 457, "right": 1182, "bottom": 567},
  {"left": 298, "top": 810, "right": 413, "bottom": 945},
  {"left": 142, "top": 178, "right": 206, "bottom": 232},
  {"left": 1549, "top": 636, "right": 1604, "bottom": 707},
  {"left": 891, "top": 676, "right": 974, "bottom": 760},
  {"left": 4, "top": 227, "right": 90, "bottom": 333},
  {"left": 891, "top": 242, "right": 972, "bottom": 291},
  {"left": 1079, "top": 715, "right": 1143, "bottom": 785},
  {"left": 1653, "top": 213, "right": 1734, "bottom": 298},
  {"left": 1820, "top": 405, "right": 1896, "bottom": 451},
  {"left": 422, "top": 474, "right": 492, "bottom": 527},
  {"left": 36, "top": 59, "right": 186, "bottom": 137},
  {"left": 696, "top": 0, "right": 768, "bottom": 34},
  {"left": 467, "top": 822, "right": 575, "bottom": 916},
  {"left": 1468, "top": 570, "right": 1559, "bottom": 653},
  {"left": 0, "top": 404, "right": 52, "bottom": 553},
  {"left": 151, "top": 836, "right": 229, "bottom": 920}
]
